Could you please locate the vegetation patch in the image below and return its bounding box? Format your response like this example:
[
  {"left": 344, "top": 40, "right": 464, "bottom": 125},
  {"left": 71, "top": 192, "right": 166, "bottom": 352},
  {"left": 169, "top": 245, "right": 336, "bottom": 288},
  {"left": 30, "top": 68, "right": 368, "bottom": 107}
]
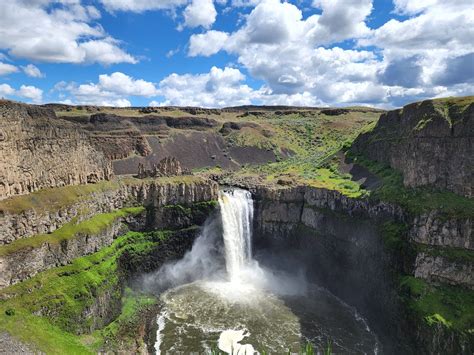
[
  {"left": 0, "top": 207, "right": 145, "bottom": 257},
  {"left": 0, "top": 229, "right": 177, "bottom": 354},
  {"left": 92, "top": 288, "right": 158, "bottom": 352},
  {"left": 0, "top": 180, "right": 120, "bottom": 215},
  {"left": 224, "top": 110, "right": 380, "bottom": 197},
  {"left": 416, "top": 243, "right": 474, "bottom": 264},
  {"left": 379, "top": 221, "right": 409, "bottom": 252},
  {"left": 400, "top": 276, "right": 474, "bottom": 332},
  {"left": 346, "top": 152, "right": 474, "bottom": 218}
]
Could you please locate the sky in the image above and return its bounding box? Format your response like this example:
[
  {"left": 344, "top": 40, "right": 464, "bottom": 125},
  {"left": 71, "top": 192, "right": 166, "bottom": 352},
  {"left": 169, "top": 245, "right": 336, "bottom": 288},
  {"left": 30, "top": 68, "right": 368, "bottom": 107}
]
[{"left": 0, "top": 0, "right": 473, "bottom": 108}]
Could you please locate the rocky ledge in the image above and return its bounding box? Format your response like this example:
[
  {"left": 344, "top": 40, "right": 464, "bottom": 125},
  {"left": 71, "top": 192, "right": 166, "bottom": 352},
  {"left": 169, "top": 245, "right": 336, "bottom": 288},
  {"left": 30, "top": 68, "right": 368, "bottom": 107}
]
[
  {"left": 0, "top": 100, "right": 112, "bottom": 200},
  {"left": 351, "top": 97, "right": 473, "bottom": 197},
  {"left": 0, "top": 176, "right": 218, "bottom": 244}
]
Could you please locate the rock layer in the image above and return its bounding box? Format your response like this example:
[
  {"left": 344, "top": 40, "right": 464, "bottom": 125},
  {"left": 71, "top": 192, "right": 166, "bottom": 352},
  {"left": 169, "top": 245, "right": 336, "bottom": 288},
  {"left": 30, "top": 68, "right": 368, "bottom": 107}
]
[
  {"left": 351, "top": 98, "right": 473, "bottom": 197},
  {"left": 0, "top": 101, "right": 112, "bottom": 200},
  {"left": 0, "top": 177, "right": 218, "bottom": 244}
]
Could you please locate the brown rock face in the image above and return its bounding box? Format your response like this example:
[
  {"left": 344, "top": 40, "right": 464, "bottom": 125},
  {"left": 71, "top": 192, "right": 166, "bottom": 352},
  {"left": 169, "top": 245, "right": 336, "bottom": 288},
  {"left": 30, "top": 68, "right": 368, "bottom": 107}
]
[
  {"left": 137, "top": 157, "right": 188, "bottom": 178},
  {"left": 0, "top": 101, "right": 112, "bottom": 200},
  {"left": 351, "top": 98, "right": 473, "bottom": 197}
]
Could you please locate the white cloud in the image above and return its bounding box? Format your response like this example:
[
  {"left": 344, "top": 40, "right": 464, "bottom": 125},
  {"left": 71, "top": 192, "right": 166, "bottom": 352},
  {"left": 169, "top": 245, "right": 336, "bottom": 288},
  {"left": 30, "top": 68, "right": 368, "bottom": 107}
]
[
  {"left": 310, "top": 0, "right": 372, "bottom": 44},
  {"left": 55, "top": 72, "right": 158, "bottom": 106},
  {"left": 0, "top": 83, "right": 43, "bottom": 103},
  {"left": 0, "top": 1, "right": 136, "bottom": 64},
  {"left": 183, "top": 0, "right": 217, "bottom": 28},
  {"left": 17, "top": 85, "right": 43, "bottom": 103},
  {"left": 0, "top": 62, "right": 18, "bottom": 76},
  {"left": 187, "top": 0, "right": 474, "bottom": 107},
  {"left": 157, "top": 66, "right": 329, "bottom": 107},
  {"left": 392, "top": 0, "right": 439, "bottom": 15},
  {"left": 81, "top": 39, "right": 137, "bottom": 65},
  {"left": 22, "top": 64, "right": 44, "bottom": 78},
  {"left": 189, "top": 30, "right": 229, "bottom": 56},
  {"left": 158, "top": 66, "right": 254, "bottom": 107},
  {"left": 99, "top": 0, "right": 188, "bottom": 12},
  {"left": 188, "top": 0, "right": 382, "bottom": 104},
  {"left": 359, "top": 0, "right": 474, "bottom": 90},
  {"left": 0, "top": 83, "right": 15, "bottom": 97},
  {"left": 98, "top": 72, "right": 159, "bottom": 96}
]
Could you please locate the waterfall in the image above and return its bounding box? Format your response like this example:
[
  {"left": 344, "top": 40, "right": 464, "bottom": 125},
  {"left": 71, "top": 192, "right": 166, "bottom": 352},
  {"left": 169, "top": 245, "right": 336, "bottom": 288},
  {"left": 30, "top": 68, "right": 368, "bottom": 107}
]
[{"left": 218, "top": 189, "right": 254, "bottom": 282}]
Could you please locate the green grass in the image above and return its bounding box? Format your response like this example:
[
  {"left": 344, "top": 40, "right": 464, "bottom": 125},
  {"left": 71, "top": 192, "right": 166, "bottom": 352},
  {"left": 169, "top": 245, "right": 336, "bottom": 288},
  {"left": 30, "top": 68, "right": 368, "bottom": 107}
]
[
  {"left": 416, "top": 244, "right": 474, "bottom": 264},
  {"left": 163, "top": 200, "right": 218, "bottom": 222},
  {"left": 379, "top": 221, "right": 409, "bottom": 251},
  {"left": 0, "top": 207, "right": 145, "bottom": 257},
  {"left": 0, "top": 180, "right": 120, "bottom": 215},
  {"left": 0, "top": 230, "right": 174, "bottom": 353},
  {"left": 400, "top": 276, "right": 474, "bottom": 332},
  {"left": 0, "top": 175, "right": 209, "bottom": 216},
  {"left": 94, "top": 288, "right": 157, "bottom": 351},
  {"left": 347, "top": 153, "right": 474, "bottom": 218},
  {"left": 225, "top": 110, "right": 380, "bottom": 196}
]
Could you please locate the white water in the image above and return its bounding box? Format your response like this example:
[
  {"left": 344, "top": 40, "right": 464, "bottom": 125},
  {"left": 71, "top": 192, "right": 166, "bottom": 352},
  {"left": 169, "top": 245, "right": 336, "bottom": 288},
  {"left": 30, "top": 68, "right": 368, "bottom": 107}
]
[{"left": 218, "top": 189, "right": 254, "bottom": 282}]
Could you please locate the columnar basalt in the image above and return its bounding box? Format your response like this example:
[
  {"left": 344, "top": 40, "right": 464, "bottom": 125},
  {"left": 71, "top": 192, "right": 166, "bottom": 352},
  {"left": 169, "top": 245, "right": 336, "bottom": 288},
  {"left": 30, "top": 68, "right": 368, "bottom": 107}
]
[{"left": 0, "top": 101, "right": 112, "bottom": 200}]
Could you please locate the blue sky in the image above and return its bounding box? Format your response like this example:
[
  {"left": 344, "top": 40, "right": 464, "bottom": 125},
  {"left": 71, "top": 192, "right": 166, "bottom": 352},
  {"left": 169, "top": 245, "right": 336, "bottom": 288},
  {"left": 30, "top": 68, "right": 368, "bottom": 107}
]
[{"left": 0, "top": 0, "right": 472, "bottom": 108}]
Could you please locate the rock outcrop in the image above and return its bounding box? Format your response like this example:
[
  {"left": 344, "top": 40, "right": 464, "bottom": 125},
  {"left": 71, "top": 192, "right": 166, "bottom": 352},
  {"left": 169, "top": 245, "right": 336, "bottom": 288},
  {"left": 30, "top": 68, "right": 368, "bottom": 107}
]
[
  {"left": 0, "top": 177, "right": 218, "bottom": 244},
  {"left": 251, "top": 183, "right": 473, "bottom": 354},
  {"left": 0, "top": 215, "right": 131, "bottom": 288},
  {"left": 0, "top": 177, "right": 218, "bottom": 288},
  {"left": 351, "top": 97, "right": 473, "bottom": 197},
  {"left": 137, "top": 157, "right": 189, "bottom": 178},
  {"left": 0, "top": 100, "right": 112, "bottom": 200}
]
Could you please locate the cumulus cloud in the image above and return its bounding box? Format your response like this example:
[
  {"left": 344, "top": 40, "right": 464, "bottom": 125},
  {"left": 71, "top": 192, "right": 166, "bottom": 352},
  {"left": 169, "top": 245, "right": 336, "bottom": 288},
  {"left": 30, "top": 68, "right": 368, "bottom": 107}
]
[
  {"left": 17, "top": 85, "right": 43, "bottom": 103},
  {"left": 55, "top": 72, "right": 158, "bottom": 106},
  {"left": 311, "top": 0, "right": 372, "bottom": 44},
  {"left": 188, "top": 0, "right": 384, "bottom": 104},
  {"left": 98, "top": 72, "right": 159, "bottom": 96},
  {"left": 158, "top": 66, "right": 253, "bottom": 107},
  {"left": 0, "top": 1, "right": 136, "bottom": 64},
  {"left": 156, "top": 66, "right": 328, "bottom": 107},
  {"left": 0, "top": 62, "right": 18, "bottom": 76},
  {"left": 0, "top": 83, "right": 43, "bottom": 103},
  {"left": 186, "top": 0, "right": 473, "bottom": 107},
  {"left": 189, "top": 31, "right": 229, "bottom": 56},
  {"left": 22, "top": 64, "right": 44, "bottom": 78},
  {"left": 183, "top": 0, "right": 217, "bottom": 28},
  {"left": 0, "top": 83, "right": 15, "bottom": 97},
  {"left": 360, "top": 0, "right": 474, "bottom": 93}
]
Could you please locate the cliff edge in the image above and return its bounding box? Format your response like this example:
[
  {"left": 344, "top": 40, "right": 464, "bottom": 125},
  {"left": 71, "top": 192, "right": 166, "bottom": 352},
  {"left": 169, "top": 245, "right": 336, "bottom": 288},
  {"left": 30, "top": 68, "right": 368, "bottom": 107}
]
[
  {"left": 0, "top": 100, "right": 112, "bottom": 200},
  {"left": 351, "top": 96, "right": 473, "bottom": 197}
]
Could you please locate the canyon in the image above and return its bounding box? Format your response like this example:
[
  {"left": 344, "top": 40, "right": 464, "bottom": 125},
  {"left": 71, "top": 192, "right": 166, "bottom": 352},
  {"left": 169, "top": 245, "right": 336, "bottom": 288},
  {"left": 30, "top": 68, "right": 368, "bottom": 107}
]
[{"left": 0, "top": 97, "right": 472, "bottom": 354}]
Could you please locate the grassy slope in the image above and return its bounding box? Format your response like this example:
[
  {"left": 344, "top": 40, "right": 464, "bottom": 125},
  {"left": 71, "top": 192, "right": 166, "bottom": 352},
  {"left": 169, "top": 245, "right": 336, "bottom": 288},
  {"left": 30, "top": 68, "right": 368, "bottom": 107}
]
[
  {"left": 0, "top": 175, "right": 208, "bottom": 216},
  {"left": 400, "top": 276, "right": 474, "bottom": 332},
  {"left": 219, "top": 110, "right": 380, "bottom": 197},
  {"left": 0, "top": 180, "right": 120, "bottom": 215},
  {"left": 0, "top": 230, "right": 175, "bottom": 354},
  {"left": 346, "top": 153, "right": 474, "bottom": 219},
  {"left": 0, "top": 207, "right": 144, "bottom": 256}
]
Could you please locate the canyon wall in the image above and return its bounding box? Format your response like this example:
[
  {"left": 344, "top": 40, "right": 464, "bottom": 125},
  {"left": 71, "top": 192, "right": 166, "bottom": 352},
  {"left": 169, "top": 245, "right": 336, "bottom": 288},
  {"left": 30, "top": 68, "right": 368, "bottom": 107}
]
[
  {"left": 251, "top": 184, "right": 473, "bottom": 354},
  {"left": 0, "top": 101, "right": 112, "bottom": 200},
  {"left": 0, "top": 177, "right": 218, "bottom": 244},
  {"left": 351, "top": 98, "right": 473, "bottom": 197},
  {"left": 0, "top": 177, "right": 218, "bottom": 288}
]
